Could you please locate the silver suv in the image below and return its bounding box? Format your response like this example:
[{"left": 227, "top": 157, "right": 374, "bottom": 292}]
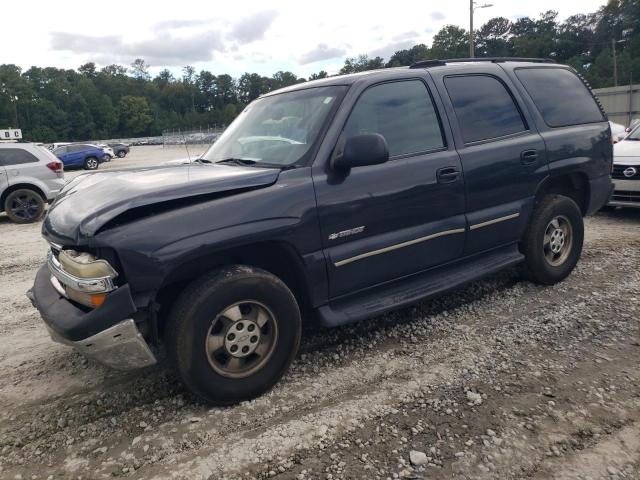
[{"left": 0, "top": 143, "right": 65, "bottom": 223}]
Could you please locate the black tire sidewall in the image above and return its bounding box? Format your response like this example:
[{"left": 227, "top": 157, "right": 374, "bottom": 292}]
[
  {"left": 524, "top": 195, "right": 584, "bottom": 285},
  {"left": 169, "top": 268, "right": 301, "bottom": 405},
  {"left": 117, "top": 151, "right": 126, "bottom": 158},
  {"left": 4, "top": 189, "right": 45, "bottom": 223}
]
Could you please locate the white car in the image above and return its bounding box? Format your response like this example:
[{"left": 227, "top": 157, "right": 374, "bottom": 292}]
[
  {"left": 609, "top": 125, "right": 640, "bottom": 208},
  {"left": 0, "top": 143, "right": 65, "bottom": 223},
  {"left": 609, "top": 121, "right": 628, "bottom": 143},
  {"left": 98, "top": 144, "right": 115, "bottom": 161}
]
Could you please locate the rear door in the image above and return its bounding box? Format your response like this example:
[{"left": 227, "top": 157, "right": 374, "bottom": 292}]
[
  {"left": 313, "top": 76, "right": 467, "bottom": 298},
  {"left": 0, "top": 146, "right": 41, "bottom": 185},
  {"left": 432, "top": 66, "right": 547, "bottom": 255}
]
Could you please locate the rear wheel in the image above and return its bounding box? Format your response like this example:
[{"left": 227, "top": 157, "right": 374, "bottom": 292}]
[
  {"left": 520, "top": 195, "right": 584, "bottom": 285},
  {"left": 4, "top": 188, "right": 45, "bottom": 224},
  {"left": 117, "top": 150, "right": 126, "bottom": 158},
  {"left": 166, "top": 265, "right": 301, "bottom": 405},
  {"left": 84, "top": 157, "right": 99, "bottom": 170}
]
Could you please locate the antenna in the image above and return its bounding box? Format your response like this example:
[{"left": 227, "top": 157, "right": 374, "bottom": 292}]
[{"left": 181, "top": 130, "right": 192, "bottom": 163}]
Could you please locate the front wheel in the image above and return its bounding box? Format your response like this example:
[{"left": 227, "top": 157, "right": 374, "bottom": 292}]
[
  {"left": 166, "top": 266, "right": 301, "bottom": 405},
  {"left": 520, "top": 195, "right": 584, "bottom": 285},
  {"left": 117, "top": 150, "right": 126, "bottom": 158},
  {"left": 84, "top": 156, "right": 99, "bottom": 170}
]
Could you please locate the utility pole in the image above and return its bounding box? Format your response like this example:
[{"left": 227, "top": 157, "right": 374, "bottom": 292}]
[
  {"left": 612, "top": 38, "right": 618, "bottom": 87},
  {"left": 470, "top": 0, "right": 474, "bottom": 58},
  {"left": 469, "top": 1, "right": 493, "bottom": 58}
]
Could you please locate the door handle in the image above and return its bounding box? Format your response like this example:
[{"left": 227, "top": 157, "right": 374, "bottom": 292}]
[
  {"left": 520, "top": 149, "right": 538, "bottom": 165},
  {"left": 437, "top": 166, "right": 461, "bottom": 183}
]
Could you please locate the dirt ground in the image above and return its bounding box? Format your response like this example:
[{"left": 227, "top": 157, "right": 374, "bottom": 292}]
[{"left": 0, "top": 148, "right": 639, "bottom": 480}]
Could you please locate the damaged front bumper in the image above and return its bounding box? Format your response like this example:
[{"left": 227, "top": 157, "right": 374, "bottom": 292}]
[
  {"left": 45, "top": 319, "right": 156, "bottom": 370},
  {"left": 27, "top": 263, "right": 156, "bottom": 370}
]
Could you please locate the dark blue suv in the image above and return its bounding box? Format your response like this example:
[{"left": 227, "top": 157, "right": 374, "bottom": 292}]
[
  {"left": 30, "top": 58, "right": 613, "bottom": 405},
  {"left": 52, "top": 143, "right": 105, "bottom": 170}
]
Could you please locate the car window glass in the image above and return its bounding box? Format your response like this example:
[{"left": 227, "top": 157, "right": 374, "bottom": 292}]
[
  {"left": 344, "top": 80, "right": 444, "bottom": 157},
  {"left": 444, "top": 75, "right": 527, "bottom": 144},
  {"left": 515, "top": 68, "right": 605, "bottom": 127},
  {"left": 0, "top": 148, "right": 40, "bottom": 166}
]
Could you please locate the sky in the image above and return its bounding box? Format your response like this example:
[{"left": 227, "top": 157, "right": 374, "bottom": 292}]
[{"left": 2, "top": 0, "right": 607, "bottom": 79}]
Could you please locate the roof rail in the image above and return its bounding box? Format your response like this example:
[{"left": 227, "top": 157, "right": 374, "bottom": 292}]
[{"left": 409, "top": 57, "right": 555, "bottom": 69}]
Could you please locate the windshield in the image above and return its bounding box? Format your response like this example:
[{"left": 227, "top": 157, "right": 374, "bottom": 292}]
[
  {"left": 626, "top": 125, "right": 640, "bottom": 140},
  {"left": 202, "top": 85, "right": 347, "bottom": 167}
]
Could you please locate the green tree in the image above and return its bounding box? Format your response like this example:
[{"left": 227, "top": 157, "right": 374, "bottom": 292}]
[{"left": 118, "top": 95, "right": 153, "bottom": 136}]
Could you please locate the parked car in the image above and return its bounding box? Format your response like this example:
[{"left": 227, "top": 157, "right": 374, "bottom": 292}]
[
  {"left": 609, "top": 121, "right": 627, "bottom": 143},
  {"left": 108, "top": 143, "right": 130, "bottom": 158},
  {"left": 0, "top": 143, "right": 64, "bottom": 223},
  {"left": 98, "top": 144, "right": 115, "bottom": 161},
  {"left": 608, "top": 123, "right": 640, "bottom": 208},
  {"left": 28, "top": 58, "right": 612, "bottom": 405},
  {"left": 52, "top": 143, "right": 105, "bottom": 170}
]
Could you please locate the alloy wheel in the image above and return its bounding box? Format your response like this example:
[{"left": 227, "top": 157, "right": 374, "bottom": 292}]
[{"left": 205, "top": 301, "right": 278, "bottom": 379}]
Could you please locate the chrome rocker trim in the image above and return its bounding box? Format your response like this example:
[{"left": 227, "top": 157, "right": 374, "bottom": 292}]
[
  {"left": 469, "top": 212, "right": 520, "bottom": 231},
  {"left": 47, "top": 251, "right": 116, "bottom": 293},
  {"left": 47, "top": 319, "right": 157, "bottom": 370},
  {"left": 334, "top": 228, "right": 466, "bottom": 267}
]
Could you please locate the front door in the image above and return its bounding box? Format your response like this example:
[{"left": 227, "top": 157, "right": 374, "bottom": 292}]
[
  {"left": 433, "top": 69, "right": 548, "bottom": 255},
  {"left": 313, "top": 77, "right": 467, "bottom": 298}
]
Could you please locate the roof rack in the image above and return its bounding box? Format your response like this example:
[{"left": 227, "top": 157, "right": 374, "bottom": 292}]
[{"left": 409, "top": 57, "right": 555, "bottom": 69}]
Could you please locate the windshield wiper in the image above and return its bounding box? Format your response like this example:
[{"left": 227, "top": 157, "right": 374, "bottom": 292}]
[{"left": 215, "top": 157, "right": 258, "bottom": 166}]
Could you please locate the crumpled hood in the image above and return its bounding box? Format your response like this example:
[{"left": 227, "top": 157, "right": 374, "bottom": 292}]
[
  {"left": 614, "top": 140, "right": 640, "bottom": 158},
  {"left": 43, "top": 164, "right": 280, "bottom": 243}
]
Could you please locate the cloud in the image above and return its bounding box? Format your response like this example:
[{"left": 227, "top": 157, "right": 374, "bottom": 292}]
[
  {"left": 298, "top": 44, "right": 347, "bottom": 64},
  {"left": 431, "top": 11, "right": 446, "bottom": 21},
  {"left": 229, "top": 10, "right": 278, "bottom": 44},
  {"left": 392, "top": 31, "right": 419, "bottom": 42},
  {"left": 369, "top": 39, "right": 417, "bottom": 60},
  {"left": 154, "top": 18, "right": 213, "bottom": 30},
  {"left": 50, "top": 30, "right": 226, "bottom": 66}
]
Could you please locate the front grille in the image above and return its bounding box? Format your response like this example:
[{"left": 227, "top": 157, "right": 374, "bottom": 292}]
[
  {"left": 612, "top": 164, "right": 640, "bottom": 180},
  {"left": 611, "top": 190, "right": 640, "bottom": 203}
]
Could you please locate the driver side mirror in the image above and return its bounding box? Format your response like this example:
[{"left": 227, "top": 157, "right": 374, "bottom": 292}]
[{"left": 331, "top": 133, "right": 389, "bottom": 171}]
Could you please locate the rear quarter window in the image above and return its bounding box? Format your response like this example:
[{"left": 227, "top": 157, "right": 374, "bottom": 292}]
[
  {"left": 514, "top": 68, "right": 605, "bottom": 127},
  {"left": 0, "top": 148, "right": 40, "bottom": 166}
]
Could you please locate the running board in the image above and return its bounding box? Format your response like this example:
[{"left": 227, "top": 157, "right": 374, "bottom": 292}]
[{"left": 317, "top": 245, "right": 524, "bottom": 327}]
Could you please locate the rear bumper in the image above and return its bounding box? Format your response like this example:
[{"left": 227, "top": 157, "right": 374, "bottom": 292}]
[
  {"left": 586, "top": 174, "right": 614, "bottom": 214},
  {"left": 27, "top": 264, "right": 156, "bottom": 370}
]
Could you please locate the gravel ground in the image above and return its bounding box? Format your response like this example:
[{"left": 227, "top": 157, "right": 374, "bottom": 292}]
[{"left": 0, "top": 149, "right": 638, "bottom": 479}]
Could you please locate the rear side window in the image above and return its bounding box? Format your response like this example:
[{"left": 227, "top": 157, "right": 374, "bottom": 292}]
[
  {"left": 68, "top": 145, "right": 86, "bottom": 152},
  {"left": 344, "top": 80, "right": 444, "bottom": 157},
  {"left": 515, "top": 68, "right": 604, "bottom": 127},
  {"left": 0, "top": 148, "right": 39, "bottom": 166},
  {"left": 444, "top": 75, "right": 527, "bottom": 144}
]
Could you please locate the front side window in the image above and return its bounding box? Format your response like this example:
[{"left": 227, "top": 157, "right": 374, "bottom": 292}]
[
  {"left": 445, "top": 75, "right": 527, "bottom": 144},
  {"left": 0, "top": 148, "right": 39, "bottom": 166},
  {"left": 343, "top": 80, "right": 444, "bottom": 157},
  {"left": 202, "top": 86, "right": 347, "bottom": 167},
  {"left": 515, "top": 67, "right": 605, "bottom": 128}
]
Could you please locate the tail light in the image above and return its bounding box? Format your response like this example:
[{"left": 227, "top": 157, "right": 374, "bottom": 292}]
[{"left": 46, "top": 161, "right": 64, "bottom": 178}]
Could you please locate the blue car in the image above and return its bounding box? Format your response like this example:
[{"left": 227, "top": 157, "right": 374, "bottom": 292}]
[{"left": 52, "top": 144, "right": 105, "bottom": 170}]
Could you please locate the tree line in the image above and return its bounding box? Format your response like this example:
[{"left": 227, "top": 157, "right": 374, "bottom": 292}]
[{"left": 0, "top": 0, "right": 637, "bottom": 143}]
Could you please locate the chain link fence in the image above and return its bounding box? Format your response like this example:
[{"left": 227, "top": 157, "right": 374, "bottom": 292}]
[{"left": 162, "top": 126, "right": 226, "bottom": 147}]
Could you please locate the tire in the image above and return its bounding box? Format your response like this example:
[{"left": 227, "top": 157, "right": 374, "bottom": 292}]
[
  {"left": 166, "top": 265, "right": 301, "bottom": 405},
  {"left": 520, "top": 195, "right": 584, "bottom": 285},
  {"left": 104, "top": 154, "right": 112, "bottom": 162},
  {"left": 4, "top": 188, "right": 45, "bottom": 224},
  {"left": 117, "top": 150, "right": 126, "bottom": 158},
  {"left": 84, "top": 157, "right": 99, "bottom": 170}
]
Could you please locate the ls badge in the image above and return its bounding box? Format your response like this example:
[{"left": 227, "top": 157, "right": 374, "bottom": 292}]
[{"left": 328, "top": 226, "right": 365, "bottom": 241}]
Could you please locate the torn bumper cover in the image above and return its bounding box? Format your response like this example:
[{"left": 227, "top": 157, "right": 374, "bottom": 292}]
[{"left": 27, "top": 263, "right": 156, "bottom": 370}]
